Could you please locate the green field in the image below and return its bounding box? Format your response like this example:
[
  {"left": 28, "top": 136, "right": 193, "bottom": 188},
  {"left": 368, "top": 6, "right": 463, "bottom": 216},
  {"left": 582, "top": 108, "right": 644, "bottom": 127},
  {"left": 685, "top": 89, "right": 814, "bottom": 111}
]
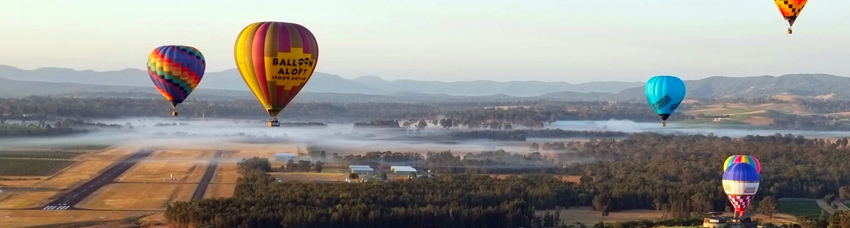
[
  {"left": 0, "top": 159, "right": 76, "bottom": 176},
  {"left": 56, "top": 145, "right": 111, "bottom": 151},
  {"left": 778, "top": 198, "right": 825, "bottom": 217},
  {"left": 0, "top": 150, "right": 83, "bottom": 159}
]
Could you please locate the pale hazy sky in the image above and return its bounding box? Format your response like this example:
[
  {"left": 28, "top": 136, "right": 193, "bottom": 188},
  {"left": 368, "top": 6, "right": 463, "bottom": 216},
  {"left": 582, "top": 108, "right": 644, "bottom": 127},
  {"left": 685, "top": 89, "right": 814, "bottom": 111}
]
[{"left": 2, "top": 0, "right": 850, "bottom": 82}]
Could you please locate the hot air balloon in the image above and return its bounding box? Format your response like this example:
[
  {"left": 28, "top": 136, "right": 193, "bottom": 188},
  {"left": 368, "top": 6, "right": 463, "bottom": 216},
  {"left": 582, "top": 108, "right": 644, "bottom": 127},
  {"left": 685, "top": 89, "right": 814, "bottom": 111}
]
[
  {"left": 645, "top": 75, "right": 686, "bottom": 127},
  {"left": 722, "top": 163, "right": 760, "bottom": 218},
  {"left": 234, "top": 22, "right": 319, "bottom": 127},
  {"left": 723, "top": 155, "right": 761, "bottom": 174},
  {"left": 775, "top": 0, "right": 808, "bottom": 34},
  {"left": 147, "top": 45, "right": 206, "bottom": 116}
]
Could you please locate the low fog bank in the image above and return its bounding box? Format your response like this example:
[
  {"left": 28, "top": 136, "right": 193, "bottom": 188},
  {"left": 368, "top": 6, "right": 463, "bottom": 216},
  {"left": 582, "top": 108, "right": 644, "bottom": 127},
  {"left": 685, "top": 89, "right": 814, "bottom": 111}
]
[
  {"left": 4, "top": 118, "right": 850, "bottom": 152},
  {"left": 549, "top": 119, "right": 850, "bottom": 138}
]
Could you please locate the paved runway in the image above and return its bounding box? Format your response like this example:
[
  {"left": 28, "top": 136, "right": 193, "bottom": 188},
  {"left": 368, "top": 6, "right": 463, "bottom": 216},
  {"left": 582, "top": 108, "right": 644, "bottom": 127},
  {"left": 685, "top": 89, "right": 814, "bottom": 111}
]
[
  {"left": 190, "top": 150, "right": 223, "bottom": 201},
  {"left": 41, "top": 149, "right": 154, "bottom": 211}
]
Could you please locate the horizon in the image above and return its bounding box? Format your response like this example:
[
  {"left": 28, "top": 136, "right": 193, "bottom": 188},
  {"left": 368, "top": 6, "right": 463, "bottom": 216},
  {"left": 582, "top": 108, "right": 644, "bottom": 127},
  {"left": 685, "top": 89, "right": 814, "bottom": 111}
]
[
  {"left": 3, "top": 1, "right": 850, "bottom": 83},
  {"left": 0, "top": 63, "right": 843, "bottom": 84}
]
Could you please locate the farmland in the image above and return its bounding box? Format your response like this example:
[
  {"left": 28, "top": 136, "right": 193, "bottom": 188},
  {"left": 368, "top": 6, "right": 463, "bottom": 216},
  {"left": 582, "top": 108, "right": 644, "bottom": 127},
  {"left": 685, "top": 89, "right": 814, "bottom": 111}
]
[
  {"left": 0, "top": 159, "right": 75, "bottom": 176},
  {"left": 0, "top": 150, "right": 83, "bottom": 159},
  {"left": 778, "top": 198, "right": 825, "bottom": 217}
]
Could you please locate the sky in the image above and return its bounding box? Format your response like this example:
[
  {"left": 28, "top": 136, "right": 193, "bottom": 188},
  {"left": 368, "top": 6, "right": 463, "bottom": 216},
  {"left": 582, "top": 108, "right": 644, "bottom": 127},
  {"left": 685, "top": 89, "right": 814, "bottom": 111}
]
[{"left": 2, "top": 0, "right": 850, "bottom": 83}]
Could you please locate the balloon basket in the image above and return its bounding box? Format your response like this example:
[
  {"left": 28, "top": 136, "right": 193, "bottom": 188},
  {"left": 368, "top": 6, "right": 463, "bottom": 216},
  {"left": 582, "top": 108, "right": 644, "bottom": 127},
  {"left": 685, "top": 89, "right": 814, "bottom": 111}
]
[
  {"left": 787, "top": 28, "right": 792, "bottom": 34},
  {"left": 172, "top": 111, "right": 178, "bottom": 117},
  {"left": 268, "top": 120, "right": 280, "bottom": 127}
]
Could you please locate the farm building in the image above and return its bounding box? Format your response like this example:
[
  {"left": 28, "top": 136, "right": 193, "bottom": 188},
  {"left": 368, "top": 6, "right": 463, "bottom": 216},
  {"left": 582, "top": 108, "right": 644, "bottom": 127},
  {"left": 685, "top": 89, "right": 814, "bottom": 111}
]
[
  {"left": 390, "top": 166, "right": 417, "bottom": 175},
  {"left": 275, "top": 153, "right": 296, "bottom": 161},
  {"left": 349, "top": 165, "right": 374, "bottom": 175}
]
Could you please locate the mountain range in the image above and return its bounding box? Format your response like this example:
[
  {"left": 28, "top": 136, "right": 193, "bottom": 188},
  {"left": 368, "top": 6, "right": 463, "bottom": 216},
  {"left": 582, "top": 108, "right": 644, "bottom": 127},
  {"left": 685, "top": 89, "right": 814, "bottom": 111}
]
[{"left": 0, "top": 65, "right": 848, "bottom": 102}]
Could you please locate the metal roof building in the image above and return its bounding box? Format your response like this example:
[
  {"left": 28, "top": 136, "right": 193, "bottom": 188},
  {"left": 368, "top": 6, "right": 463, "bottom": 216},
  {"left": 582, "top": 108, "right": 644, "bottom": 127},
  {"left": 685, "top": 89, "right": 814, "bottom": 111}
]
[
  {"left": 349, "top": 165, "right": 374, "bottom": 174},
  {"left": 390, "top": 166, "right": 417, "bottom": 175},
  {"left": 275, "top": 153, "right": 296, "bottom": 161}
]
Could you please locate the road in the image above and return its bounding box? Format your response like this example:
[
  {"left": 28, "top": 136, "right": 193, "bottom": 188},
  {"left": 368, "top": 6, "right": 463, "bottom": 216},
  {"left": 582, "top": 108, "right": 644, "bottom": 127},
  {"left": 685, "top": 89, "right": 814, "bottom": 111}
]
[
  {"left": 41, "top": 149, "right": 154, "bottom": 211},
  {"left": 190, "top": 150, "right": 223, "bottom": 201}
]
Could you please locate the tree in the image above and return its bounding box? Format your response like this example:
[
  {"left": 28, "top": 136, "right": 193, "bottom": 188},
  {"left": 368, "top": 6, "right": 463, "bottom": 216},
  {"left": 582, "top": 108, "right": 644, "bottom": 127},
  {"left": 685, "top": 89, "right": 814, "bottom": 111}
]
[
  {"left": 315, "top": 161, "right": 323, "bottom": 173},
  {"left": 824, "top": 194, "right": 836, "bottom": 206},
  {"left": 380, "top": 172, "right": 388, "bottom": 180},
  {"left": 839, "top": 186, "right": 850, "bottom": 201},
  {"left": 759, "top": 196, "right": 779, "bottom": 219},
  {"left": 592, "top": 192, "right": 611, "bottom": 216}
]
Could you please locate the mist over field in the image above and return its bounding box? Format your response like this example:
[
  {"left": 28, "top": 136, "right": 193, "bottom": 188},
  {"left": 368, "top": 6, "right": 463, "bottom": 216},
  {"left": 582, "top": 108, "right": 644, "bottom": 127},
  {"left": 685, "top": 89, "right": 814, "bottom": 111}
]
[{"left": 4, "top": 118, "right": 850, "bottom": 152}]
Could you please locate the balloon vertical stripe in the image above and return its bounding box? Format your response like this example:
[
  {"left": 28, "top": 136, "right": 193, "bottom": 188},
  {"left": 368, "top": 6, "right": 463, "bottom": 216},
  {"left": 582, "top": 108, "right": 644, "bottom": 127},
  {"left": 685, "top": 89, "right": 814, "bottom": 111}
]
[{"left": 235, "top": 21, "right": 319, "bottom": 118}]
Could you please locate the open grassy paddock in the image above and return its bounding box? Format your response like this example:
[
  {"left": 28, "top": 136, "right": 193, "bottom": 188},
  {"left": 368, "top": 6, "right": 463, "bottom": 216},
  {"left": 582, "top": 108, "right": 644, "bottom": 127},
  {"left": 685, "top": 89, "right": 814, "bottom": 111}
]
[
  {"left": 203, "top": 183, "right": 236, "bottom": 199},
  {"left": 76, "top": 183, "right": 196, "bottom": 210},
  {"left": 778, "top": 198, "right": 825, "bottom": 217},
  {"left": 271, "top": 172, "right": 348, "bottom": 182},
  {"left": 0, "top": 159, "right": 75, "bottom": 176},
  {"left": 0, "top": 209, "right": 151, "bottom": 228},
  {"left": 118, "top": 150, "right": 213, "bottom": 183},
  {"left": 537, "top": 207, "right": 664, "bottom": 225},
  {"left": 0, "top": 150, "right": 84, "bottom": 159},
  {"left": 0, "top": 191, "right": 61, "bottom": 209}
]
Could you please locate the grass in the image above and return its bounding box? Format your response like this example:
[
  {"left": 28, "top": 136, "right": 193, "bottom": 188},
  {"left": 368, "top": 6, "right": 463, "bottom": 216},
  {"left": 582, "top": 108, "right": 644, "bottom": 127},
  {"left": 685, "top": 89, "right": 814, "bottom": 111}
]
[
  {"left": 538, "top": 207, "right": 664, "bottom": 224},
  {"left": 76, "top": 183, "right": 196, "bottom": 210},
  {"left": 203, "top": 184, "right": 236, "bottom": 199},
  {"left": 0, "top": 191, "right": 61, "bottom": 209},
  {"left": 270, "top": 172, "right": 348, "bottom": 182},
  {"left": 0, "top": 159, "right": 75, "bottom": 176},
  {"left": 0, "top": 150, "right": 83, "bottom": 159},
  {"left": 0, "top": 209, "right": 150, "bottom": 228},
  {"left": 778, "top": 198, "right": 824, "bottom": 217},
  {"left": 56, "top": 145, "right": 111, "bottom": 151}
]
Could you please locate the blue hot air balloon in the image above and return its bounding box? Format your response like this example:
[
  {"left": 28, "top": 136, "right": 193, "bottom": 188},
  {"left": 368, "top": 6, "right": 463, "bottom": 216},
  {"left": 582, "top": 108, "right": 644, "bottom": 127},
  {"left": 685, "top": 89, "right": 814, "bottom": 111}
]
[
  {"left": 722, "top": 162, "right": 760, "bottom": 218},
  {"left": 645, "top": 75, "right": 686, "bottom": 127}
]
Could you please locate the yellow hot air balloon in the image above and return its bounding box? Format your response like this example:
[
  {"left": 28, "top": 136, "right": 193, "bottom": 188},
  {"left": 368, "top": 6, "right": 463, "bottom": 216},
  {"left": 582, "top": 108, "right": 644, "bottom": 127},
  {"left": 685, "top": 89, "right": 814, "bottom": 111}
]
[
  {"left": 234, "top": 22, "right": 319, "bottom": 127},
  {"left": 775, "top": 0, "right": 808, "bottom": 34}
]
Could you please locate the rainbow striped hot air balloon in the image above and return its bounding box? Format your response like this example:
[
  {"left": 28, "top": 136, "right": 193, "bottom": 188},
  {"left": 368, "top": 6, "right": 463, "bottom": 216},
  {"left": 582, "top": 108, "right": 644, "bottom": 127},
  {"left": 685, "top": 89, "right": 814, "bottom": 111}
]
[
  {"left": 722, "top": 163, "right": 760, "bottom": 218},
  {"left": 234, "top": 21, "right": 319, "bottom": 127},
  {"left": 147, "top": 45, "right": 206, "bottom": 116},
  {"left": 723, "top": 155, "right": 761, "bottom": 174}
]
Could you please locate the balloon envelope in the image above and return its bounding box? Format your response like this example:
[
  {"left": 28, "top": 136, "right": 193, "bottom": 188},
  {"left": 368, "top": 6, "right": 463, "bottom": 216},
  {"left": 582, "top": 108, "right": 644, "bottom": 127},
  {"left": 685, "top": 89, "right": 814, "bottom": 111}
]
[
  {"left": 775, "top": 0, "right": 808, "bottom": 27},
  {"left": 723, "top": 155, "right": 761, "bottom": 174},
  {"left": 234, "top": 21, "right": 319, "bottom": 118},
  {"left": 645, "top": 75, "right": 686, "bottom": 121},
  {"left": 722, "top": 163, "right": 760, "bottom": 217},
  {"left": 147, "top": 45, "right": 206, "bottom": 108}
]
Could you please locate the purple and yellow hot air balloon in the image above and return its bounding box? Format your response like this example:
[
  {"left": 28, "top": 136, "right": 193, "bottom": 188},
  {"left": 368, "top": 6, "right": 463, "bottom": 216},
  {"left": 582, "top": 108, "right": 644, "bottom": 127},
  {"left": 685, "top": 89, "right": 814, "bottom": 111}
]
[
  {"left": 722, "top": 162, "right": 760, "bottom": 218},
  {"left": 147, "top": 45, "right": 206, "bottom": 116},
  {"left": 234, "top": 21, "right": 319, "bottom": 127},
  {"left": 723, "top": 155, "right": 761, "bottom": 174}
]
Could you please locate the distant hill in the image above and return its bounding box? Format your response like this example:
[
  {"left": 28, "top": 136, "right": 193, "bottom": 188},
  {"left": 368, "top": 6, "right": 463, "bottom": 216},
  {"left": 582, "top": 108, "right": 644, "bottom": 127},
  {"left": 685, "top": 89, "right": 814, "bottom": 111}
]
[
  {"left": 0, "top": 65, "right": 640, "bottom": 97},
  {"left": 351, "top": 76, "right": 643, "bottom": 97},
  {"left": 609, "top": 74, "right": 850, "bottom": 101},
  {"left": 3, "top": 65, "right": 850, "bottom": 101}
]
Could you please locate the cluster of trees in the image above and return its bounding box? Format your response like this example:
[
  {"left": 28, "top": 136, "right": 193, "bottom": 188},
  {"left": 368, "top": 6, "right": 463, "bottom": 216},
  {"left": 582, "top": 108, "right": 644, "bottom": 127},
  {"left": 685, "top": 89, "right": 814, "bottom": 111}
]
[
  {"left": 166, "top": 169, "right": 560, "bottom": 228},
  {"left": 0, "top": 123, "right": 88, "bottom": 137},
  {"left": 280, "top": 159, "right": 324, "bottom": 173},
  {"left": 353, "top": 120, "right": 402, "bottom": 128},
  {"left": 0, "top": 97, "right": 697, "bottom": 126},
  {"left": 403, "top": 129, "right": 628, "bottom": 142},
  {"left": 554, "top": 133, "right": 850, "bottom": 215},
  {"left": 167, "top": 132, "right": 850, "bottom": 227}
]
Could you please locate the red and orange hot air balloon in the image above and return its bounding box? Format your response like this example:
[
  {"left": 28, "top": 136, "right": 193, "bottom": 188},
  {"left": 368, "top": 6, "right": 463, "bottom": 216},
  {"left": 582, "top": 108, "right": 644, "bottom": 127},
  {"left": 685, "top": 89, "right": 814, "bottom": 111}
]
[
  {"left": 147, "top": 45, "right": 206, "bottom": 116},
  {"left": 234, "top": 22, "right": 319, "bottom": 127},
  {"left": 775, "top": 0, "right": 808, "bottom": 34}
]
